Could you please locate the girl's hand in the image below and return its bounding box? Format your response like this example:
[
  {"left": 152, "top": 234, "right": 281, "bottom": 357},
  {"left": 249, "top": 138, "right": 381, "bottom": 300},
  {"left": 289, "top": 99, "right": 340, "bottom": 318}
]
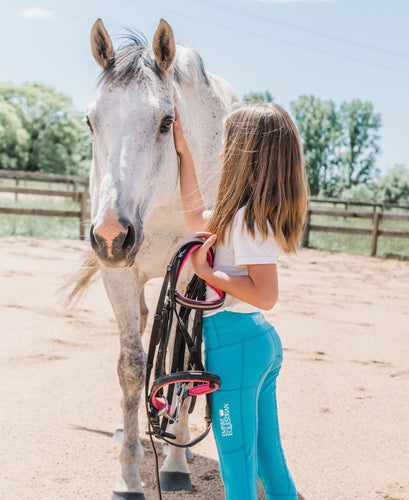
[
  {"left": 173, "top": 106, "right": 189, "bottom": 157},
  {"left": 190, "top": 233, "right": 217, "bottom": 278}
]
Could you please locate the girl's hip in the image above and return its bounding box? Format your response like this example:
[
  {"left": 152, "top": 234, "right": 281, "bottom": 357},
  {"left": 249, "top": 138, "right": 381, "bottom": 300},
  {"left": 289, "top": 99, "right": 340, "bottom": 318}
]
[{"left": 203, "top": 311, "right": 282, "bottom": 354}]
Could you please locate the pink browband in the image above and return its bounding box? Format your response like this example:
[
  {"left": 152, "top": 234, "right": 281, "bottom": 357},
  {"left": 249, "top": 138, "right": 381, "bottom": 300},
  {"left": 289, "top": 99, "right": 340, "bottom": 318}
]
[{"left": 175, "top": 243, "right": 225, "bottom": 308}]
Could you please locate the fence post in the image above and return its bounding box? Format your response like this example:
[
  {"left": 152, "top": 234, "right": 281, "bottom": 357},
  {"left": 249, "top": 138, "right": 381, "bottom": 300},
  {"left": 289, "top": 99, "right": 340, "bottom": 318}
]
[
  {"left": 301, "top": 209, "right": 311, "bottom": 248},
  {"left": 72, "top": 181, "right": 78, "bottom": 202},
  {"left": 79, "top": 190, "right": 88, "bottom": 240},
  {"left": 371, "top": 212, "right": 381, "bottom": 256}
]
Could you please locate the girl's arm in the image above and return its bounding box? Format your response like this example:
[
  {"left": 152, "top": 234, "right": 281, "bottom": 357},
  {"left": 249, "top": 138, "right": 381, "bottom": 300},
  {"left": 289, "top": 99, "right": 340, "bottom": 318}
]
[
  {"left": 192, "top": 235, "right": 279, "bottom": 311},
  {"left": 173, "top": 107, "right": 209, "bottom": 232}
]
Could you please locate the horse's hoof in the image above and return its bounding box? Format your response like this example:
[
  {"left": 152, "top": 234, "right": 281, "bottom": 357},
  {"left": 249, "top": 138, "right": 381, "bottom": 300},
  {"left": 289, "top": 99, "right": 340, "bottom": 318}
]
[
  {"left": 159, "top": 471, "right": 192, "bottom": 491},
  {"left": 111, "top": 492, "right": 145, "bottom": 499}
]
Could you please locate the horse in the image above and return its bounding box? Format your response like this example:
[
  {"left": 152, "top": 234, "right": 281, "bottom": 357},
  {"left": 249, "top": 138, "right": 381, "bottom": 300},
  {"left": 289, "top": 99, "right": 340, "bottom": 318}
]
[{"left": 85, "top": 18, "right": 240, "bottom": 499}]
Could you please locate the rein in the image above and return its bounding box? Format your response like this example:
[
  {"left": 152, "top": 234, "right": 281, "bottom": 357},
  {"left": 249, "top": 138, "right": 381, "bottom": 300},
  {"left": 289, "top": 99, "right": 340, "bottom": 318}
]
[{"left": 145, "top": 238, "right": 225, "bottom": 497}]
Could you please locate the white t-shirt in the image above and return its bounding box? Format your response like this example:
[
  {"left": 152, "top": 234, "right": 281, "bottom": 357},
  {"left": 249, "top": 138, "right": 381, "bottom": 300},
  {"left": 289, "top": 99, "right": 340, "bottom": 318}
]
[{"left": 203, "top": 207, "right": 277, "bottom": 317}]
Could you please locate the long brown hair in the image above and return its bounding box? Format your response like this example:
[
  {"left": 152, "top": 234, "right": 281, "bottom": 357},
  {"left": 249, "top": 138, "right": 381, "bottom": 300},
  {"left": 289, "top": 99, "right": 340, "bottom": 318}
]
[{"left": 207, "top": 103, "right": 308, "bottom": 253}]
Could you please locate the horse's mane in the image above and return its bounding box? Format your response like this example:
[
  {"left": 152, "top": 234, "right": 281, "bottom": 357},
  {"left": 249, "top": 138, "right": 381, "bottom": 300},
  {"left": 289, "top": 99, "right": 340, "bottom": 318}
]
[{"left": 99, "top": 30, "right": 210, "bottom": 88}]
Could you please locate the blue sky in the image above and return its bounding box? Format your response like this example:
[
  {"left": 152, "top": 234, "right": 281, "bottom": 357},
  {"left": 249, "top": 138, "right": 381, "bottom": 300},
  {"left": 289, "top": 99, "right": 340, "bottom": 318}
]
[{"left": 1, "top": 0, "right": 408, "bottom": 174}]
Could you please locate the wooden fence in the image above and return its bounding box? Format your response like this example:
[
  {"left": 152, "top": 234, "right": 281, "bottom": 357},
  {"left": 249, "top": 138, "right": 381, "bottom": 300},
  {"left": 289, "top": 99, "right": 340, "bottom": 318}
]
[
  {"left": 309, "top": 196, "right": 409, "bottom": 212},
  {"left": 0, "top": 170, "right": 89, "bottom": 240},
  {"left": 302, "top": 207, "right": 409, "bottom": 257},
  {"left": 0, "top": 169, "right": 88, "bottom": 187},
  {"left": 1, "top": 170, "right": 409, "bottom": 256}
]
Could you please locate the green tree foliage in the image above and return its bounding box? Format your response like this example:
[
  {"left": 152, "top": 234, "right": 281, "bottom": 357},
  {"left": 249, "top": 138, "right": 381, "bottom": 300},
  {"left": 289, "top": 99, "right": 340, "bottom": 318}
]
[
  {"left": 340, "top": 183, "right": 375, "bottom": 202},
  {"left": 372, "top": 164, "right": 409, "bottom": 205},
  {"left": 290, "top": 95, "right": 381, "bottom": 197},
  {"left": 0, "top": 98, "right": 29, "bottom": 169},
  {"left": 243, "top": 91, "right": 274, "bottom": 105},
  {"left": 291, "top": 95, "right": 341, "bottom": 196},
  {"left": 338, "top": 100, "right": 381, "bottom": 189},
  {"left": 0, "top": 82, "right": 91, "bottom": 175}
]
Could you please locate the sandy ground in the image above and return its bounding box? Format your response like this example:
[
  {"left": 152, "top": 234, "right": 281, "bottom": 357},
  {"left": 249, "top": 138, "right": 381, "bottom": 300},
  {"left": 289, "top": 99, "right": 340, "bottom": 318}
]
[{"left": 0, "top": 236, "right": 408, "bottom": 500}]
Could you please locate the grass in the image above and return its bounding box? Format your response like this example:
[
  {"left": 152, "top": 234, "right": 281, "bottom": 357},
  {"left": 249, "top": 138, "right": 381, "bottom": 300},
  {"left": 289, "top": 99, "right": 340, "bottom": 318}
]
[{"left": 307, "top": 212, "right": 409, "bottom": 258}]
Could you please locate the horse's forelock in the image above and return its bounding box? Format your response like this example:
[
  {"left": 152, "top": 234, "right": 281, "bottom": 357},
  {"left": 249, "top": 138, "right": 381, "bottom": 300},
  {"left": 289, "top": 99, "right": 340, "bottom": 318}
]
[
  {"left": 98, "top": 37, "right": 164, "bottom": 88},
  {"left": 97, "top": 30, "right": 209, "bottom": 89}
]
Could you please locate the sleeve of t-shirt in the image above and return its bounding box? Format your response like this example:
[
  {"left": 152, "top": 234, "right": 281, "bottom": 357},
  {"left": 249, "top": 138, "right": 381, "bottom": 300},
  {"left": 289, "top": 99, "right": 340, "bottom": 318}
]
[{"left": 233, "top": 210, "right": 277, "bottom": 266}]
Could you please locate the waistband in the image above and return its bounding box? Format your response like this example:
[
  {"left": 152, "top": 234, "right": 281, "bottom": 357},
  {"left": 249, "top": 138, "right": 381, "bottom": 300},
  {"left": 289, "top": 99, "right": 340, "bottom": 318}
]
[{"left": 202, "top": 311, "right": 277, "bottom": 349}]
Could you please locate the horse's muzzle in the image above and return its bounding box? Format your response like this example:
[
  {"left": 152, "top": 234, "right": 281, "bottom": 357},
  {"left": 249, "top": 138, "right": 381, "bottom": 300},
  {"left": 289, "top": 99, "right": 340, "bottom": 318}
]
[{"left": 90, "top": 220, "right": 142, "bottom": 268}]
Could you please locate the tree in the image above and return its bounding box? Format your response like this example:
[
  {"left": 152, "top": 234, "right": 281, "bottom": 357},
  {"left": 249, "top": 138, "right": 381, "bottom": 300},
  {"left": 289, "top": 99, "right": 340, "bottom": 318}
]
[
  {"left": 291, "top": 95, "right": 342, "bottom": 196},
  {"left": 373, "top": 164, "right": 409, "bottom": 205},
  {"left": 341, "top": 183, "right": 375, "bottom": 203},
  {"left": 0, "top": 82, "right": 91, "bottom": 175},
  {"left": 243, "top": 91, "right": 274, "bottom": 105},
  {"left": 0, "top": 98, "right": 29, "bottom": 170},
  {"left": 337, "top": 100, "right": 381, "bottom": 189}
]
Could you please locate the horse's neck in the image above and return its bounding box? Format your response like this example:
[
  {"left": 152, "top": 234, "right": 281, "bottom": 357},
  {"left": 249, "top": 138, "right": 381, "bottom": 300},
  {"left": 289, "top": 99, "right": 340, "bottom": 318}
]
[
  {"left": 174, "top": 73, "right": 240, "bottom": 209},
  {"left": 142, "top": 73, "right": 239, "bottom": 277}
]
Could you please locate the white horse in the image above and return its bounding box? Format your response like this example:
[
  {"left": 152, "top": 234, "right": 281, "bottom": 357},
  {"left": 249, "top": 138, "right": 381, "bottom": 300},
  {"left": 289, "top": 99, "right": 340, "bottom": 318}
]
[{"left": 86, "top": 18, "right": 240, "bottom": 499}]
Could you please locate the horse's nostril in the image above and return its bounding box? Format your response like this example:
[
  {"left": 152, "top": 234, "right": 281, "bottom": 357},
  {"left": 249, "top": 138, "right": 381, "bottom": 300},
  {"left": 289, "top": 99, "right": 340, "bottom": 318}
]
[
  {"left": 90, "top": 221, "right": 138, "bottom": 262},
  {"left": 122, "top": 225, "right": 136, "bottom": 251}
]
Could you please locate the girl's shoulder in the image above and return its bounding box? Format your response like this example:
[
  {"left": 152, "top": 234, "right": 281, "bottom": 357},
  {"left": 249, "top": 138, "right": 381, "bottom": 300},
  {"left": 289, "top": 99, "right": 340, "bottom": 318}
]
[
  {"left": 232, "top": 206, "right": 246, "bottom": 228},
  {"left": 231, "top": 207, "right": 278, "bottom": 264},
  {"left": 233, "top": 206, "right": 271, "bottom": 240}
]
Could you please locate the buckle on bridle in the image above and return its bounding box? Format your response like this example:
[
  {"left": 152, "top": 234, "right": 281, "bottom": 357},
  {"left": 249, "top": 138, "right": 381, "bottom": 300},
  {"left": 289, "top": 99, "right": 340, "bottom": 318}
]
[{"left": 155, "top": 396, "right": 170, "bottom": 418}]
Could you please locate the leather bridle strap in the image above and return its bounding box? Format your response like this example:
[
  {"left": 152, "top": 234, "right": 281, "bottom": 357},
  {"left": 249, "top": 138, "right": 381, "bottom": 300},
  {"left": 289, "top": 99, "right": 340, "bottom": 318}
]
[{"left": 145, "top": 238, "right": 225, "bottom": 449}]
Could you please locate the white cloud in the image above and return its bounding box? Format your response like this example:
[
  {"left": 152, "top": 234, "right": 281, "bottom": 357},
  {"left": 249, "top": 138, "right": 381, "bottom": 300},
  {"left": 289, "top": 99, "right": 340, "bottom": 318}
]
[{"left": 20, "top": 8, "right": 55, "bottom": 19}]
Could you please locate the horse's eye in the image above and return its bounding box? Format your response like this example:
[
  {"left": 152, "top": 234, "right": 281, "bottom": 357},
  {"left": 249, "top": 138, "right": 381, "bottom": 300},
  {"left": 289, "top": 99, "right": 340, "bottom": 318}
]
[
  {"left": 86, "top": 115, "right": 93, "bottom": 133},
  {"left": 160, "top": 116, "right": 174, "bottom": 133}
]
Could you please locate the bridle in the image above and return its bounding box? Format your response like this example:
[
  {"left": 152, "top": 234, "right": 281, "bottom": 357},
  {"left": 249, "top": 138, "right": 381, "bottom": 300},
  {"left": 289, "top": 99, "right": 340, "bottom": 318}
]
[
  {"left": 145, "top": 238, "right": 225, "bottom": 498},
  {"left": 145, "top": 238, "right": 225, "bottom": 447}
]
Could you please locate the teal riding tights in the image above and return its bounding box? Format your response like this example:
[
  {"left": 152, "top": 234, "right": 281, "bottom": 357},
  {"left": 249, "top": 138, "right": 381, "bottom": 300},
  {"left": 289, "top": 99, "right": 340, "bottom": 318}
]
[{"left": 203, "top": 311, "right": 297, "bottom": 500}]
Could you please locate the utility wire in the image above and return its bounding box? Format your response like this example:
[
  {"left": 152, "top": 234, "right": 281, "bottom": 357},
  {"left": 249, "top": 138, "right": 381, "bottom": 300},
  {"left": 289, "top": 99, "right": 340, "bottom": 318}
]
[
  {"left": 202, "top": 0, "right": 409, "bottom": 61},
  {"left": 121, "top": 0, "right": 409, "bottom": 75}
]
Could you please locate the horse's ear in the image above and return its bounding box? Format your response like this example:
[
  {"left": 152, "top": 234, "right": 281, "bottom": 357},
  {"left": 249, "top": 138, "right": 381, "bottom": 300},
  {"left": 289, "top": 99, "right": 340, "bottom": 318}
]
[
  {"left": 90, "top": 18, "right": 114, "bottom": 69},
  {"left": 152, "top": 18, "right": 176, "bottom": 71}
]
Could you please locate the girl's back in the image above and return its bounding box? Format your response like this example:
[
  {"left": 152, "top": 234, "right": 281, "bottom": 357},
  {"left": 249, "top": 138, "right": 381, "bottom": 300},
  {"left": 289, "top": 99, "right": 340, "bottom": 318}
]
[{"left": 174, "top": 102, "right": 308, "bottom": 500}]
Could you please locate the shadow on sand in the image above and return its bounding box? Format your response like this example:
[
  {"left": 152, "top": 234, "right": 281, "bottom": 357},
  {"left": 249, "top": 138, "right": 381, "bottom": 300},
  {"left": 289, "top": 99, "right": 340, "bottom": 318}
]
[{"left": 73, "top": 427, "right": 305, "bottom": 499}]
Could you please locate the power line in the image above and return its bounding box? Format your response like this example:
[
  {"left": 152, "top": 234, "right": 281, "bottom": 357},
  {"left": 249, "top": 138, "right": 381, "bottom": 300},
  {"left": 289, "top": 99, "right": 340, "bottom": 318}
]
[
  {"left": 122, "top": 0, "right": 409, "bottom": 75},
  {"left": 202, "top": 0, "right": 409, "bottom": 61}
]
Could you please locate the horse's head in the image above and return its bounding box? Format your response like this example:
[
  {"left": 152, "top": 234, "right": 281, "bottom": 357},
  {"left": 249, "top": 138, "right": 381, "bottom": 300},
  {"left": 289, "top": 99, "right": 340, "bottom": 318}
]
[{"left": 87, "top": 18, "right": 179, "bottom": 268}]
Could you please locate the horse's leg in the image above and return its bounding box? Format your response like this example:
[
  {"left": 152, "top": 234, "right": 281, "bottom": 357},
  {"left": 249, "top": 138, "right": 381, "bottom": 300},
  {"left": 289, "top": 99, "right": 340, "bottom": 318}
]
[
  {"left": 160, "top": 401, "right": 193, "bottom": 491},
  {"left": 159, "top": 285, "right": 193, "bottom": 491},
  {"left": 101, "top": 268, "right": 146, "bottom": 500},
  {"left": 112, "top": 284, "right": 149, "bottom": 445},
  {"left": 139, "top": 285, "right": 149, "bottom": 336}
]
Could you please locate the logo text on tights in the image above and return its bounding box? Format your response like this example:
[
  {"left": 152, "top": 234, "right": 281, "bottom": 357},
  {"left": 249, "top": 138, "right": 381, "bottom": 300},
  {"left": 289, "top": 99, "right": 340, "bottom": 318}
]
[{"left": 219, "top": 403, "right": 233, "bottom": 437}]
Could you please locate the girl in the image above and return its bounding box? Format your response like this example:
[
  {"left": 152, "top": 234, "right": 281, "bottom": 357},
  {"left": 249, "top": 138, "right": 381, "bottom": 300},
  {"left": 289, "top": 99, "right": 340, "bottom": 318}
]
[{"left": 173, "top": 103, "right": 307, "bottom": 500}]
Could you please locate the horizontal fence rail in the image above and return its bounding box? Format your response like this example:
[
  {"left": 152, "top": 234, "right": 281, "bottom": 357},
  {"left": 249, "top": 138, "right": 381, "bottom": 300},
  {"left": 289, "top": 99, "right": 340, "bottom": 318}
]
[
  {"left": 0, "top": 169, "right": 88, "bottom": 186},
  {"left": 1, "top": 170, "right": 409, "bottom": 256},
  {"left": 309, "top": 197, "right": 409, "bottom": 212},
  {"left": 302, "top": 208, "right": 409, "bottom": 257},
  {"left": 0, "top": 169, "right": 90, "bottom": 240},
  {"left": 0, "top": 186, "right": 85, "bottom": 198}
]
